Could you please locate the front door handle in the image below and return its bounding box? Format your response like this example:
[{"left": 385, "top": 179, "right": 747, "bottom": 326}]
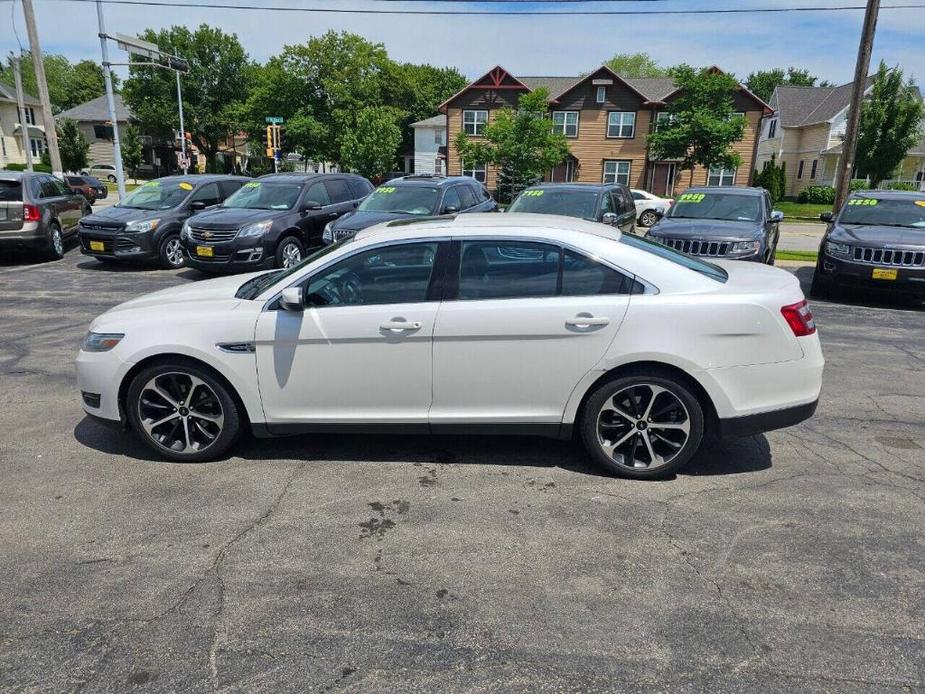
[
  {"left": 566, "top": 314, "right": 610, "bottom": 328},
  {"left": 326, "top": 212, "right": 339, "bottom": 220},
  {"left": 380, "top": 320, "right": 422, "bottom": 332}
]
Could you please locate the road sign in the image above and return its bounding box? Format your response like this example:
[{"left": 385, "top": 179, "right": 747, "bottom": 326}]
[{"left": 265, "top": 116, "right": 284, "bottom": 124}]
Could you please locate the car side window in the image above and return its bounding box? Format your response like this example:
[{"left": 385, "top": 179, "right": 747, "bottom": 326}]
[
  {"left": 457, "top": 185, "right": 477, "bottom": 210},
  {"left": 304, "top": 181, "right": 331, "bottom": 207},
  {"left": 600, "top": 193, "right": 613, "bottom": 214},
  {"left": 458, "top": 240, "right": 559, "bottom": 300},
  {"left": 632, "top": 191, "right": 645, "bottom": 201},
  {"left": 53, "top": 178, "right": 72, "bottom": 196},
  {"left": 441, "top": 186, "right": 463, "bottom": 212},
  {"left": 305, "top": 242, "right": 439, "bottom": 307},
  {"left": 41, "top": 177, "right": 61, "bottom": 198},
  {"left": 347, "top": 177, "right": 373, "bottom": 200},
  {"left": 190, "top": 183, "right": 221, "bottom": 207},
  {"left": 324, "top": 178, "right": 352, "bottom": 204},
  {"left": 30, "top": 177, "right": 44, "bottom": 199},
  {"left": 562, "top": 249, "right": 636, "bottom": 296},
  {"left": 219, "top": 180, "right": 244, "bottom": 199}
]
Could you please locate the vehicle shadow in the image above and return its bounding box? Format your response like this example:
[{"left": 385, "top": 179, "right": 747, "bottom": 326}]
[
  {"left": 73, "top": 416, "right": 772, "bottom": 479},
  {"left": 793, "top": 267, "right": 925, "bottom": 312},
  {"left": 0, "top": 236, "right": 80, "bottom": 267}
]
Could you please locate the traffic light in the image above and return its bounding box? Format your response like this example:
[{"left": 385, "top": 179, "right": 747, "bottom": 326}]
[{"left": 265, "top": 125, "right": 274, "bottom": 158}]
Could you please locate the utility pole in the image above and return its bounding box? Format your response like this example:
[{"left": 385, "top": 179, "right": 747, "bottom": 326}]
[
  {"left": 95, "top": 0, "right": 126, "bottom": 198},
  {"left": 8, "top": 53, "right": 34, "bottom": 171},
  {"left": 833, "top": 0, "right": 881, "bottom": 211},
  {"left": 20, "top": 0, "right": 62, "bottom": 175},
  {"left": 175, "top": 70, "right": 187, "bottom": 174}
]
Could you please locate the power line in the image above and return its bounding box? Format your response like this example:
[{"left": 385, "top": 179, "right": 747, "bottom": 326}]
[{"left": 43, "top": 0, "right": 925, "bottom": 15}]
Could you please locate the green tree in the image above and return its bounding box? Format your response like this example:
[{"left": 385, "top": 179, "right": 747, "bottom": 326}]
[
  {"left": 65, "top": 60, "right": 110, "bottom": 110},
  {"left": 0, "top": 53, "right": 114, "bottom": 113},
  {"left": 745, "top": 67, "right": 831, "bottom": 104},
  {"left": 454, "top": 89, "right": 569, "bottom": 202},
  {"left": 647, "top": 66, "right": 747, "bottom": 187},
  {"left": 856, "top": 61, "right": 924, "bottom": 188},
  {"left": 605, "top": 52, "right": 670, "bottom": 78},
  {"left": 56, "top": 118, "right": 89, "bottom": 173},
  {"left": 340, "top": 107, "right": 402, "bottom": 180},
  {"left": 123, "top": 24, "right": 252, "bottom": 171},
  {"left": 121, "top": 124, "right": 143, "bottom": 179}
]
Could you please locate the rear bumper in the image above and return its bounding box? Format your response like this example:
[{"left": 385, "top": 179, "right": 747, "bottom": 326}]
[
  {"left": 0, "top": 222, "right": 45, "bottom": 248},
  {"left": 718, "top": 399, "right": 818, "bottom": 438}
]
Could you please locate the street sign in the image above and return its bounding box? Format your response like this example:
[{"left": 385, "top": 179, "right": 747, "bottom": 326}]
[{"left": 265, "top": 116, "right": 284, "bottom": 124}]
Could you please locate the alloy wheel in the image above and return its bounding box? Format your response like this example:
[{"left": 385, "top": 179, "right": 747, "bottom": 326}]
[
  {"left": 596, "top": 383, "right": 691, "bottom": 470},
  {"left": 640, "top": 211, "right": 658, "bottom": 227},
  {"left": 137, "top": 372, "right": 225, "bottom": 454},
  {"left": 164, "top": 237, "right": 184, "bottom": 267},
  {"left": 281, "top": 242, "right": 302, "bottom": 268},
  {"left": 51, "top": 228, "right": 64, "bottom": 257}
]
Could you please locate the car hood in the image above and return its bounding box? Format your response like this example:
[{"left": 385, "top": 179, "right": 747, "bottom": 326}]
[
  {"left": 332, "top": 210, "right": 421, "bottom": 231},
  {"left": 650, "top": 218, "right": 762, "bottom": 241},
  {"left": 828, "top": 223, "right": 925, "bottom": 248},
  {"left": 190, "top": 207, "right": 286, "bottom": 229},
  {"left": 83, "top": 206, "right": 164, "bottom": 226}
]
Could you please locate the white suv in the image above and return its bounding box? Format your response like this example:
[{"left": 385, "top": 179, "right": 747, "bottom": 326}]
[{"left": 77, "top": 214, "right": 823, "bottom": 478}]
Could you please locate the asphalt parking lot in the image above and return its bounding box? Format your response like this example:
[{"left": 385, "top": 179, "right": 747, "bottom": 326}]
[{"left": 1, "top": 245, "right": 923, "bottom": 692}]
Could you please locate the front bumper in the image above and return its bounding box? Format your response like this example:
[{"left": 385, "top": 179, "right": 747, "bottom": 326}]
[
  {"left": 76, "top": 348, "right": 133, "bottom": 423},
  {"left": 180, "top": 236, "right": 274, "bottom": 272},
  {"left": 816, "top": 253, "right": 925, "bottom": 295},
  {"left": 78, "top": 227, "right": 158, "bottom": 262}
]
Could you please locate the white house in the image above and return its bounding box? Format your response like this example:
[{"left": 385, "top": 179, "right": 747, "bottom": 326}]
[
  {"left": 411, "top": 114, "right": 446, "bottom": 175},
  {"left": 0, "top": 81, "right": 45, "bottom": 167}
]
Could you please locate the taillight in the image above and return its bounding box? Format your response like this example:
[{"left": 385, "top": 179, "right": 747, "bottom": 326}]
[
  {"left": 781, "top": 300, "right": 816, "bottom": 336},
  {"left": 23, "top": 203, "right": 40, "bottom": 222}
]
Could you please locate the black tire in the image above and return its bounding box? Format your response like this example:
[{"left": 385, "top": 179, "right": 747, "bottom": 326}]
[
  {"left": 125, "top": 359, "right": 242, "bottom": 463},
  {"left": 45, "top": 222, "right": 65, "bottom": 261},
  {"left": 274, "top": 235, "right": 304, "bottom": 269},
  {"left": 579, "top": 371, "right": 705, "bottom": 479},
  {"left": 639, "top": 209, "right": 659, "bottom": 227},
  {"left": 107, "top": 174, "right": 117, "bottom": 183},
  {"left": 157, "top": 233, "right": 185, "bottom": 269}
]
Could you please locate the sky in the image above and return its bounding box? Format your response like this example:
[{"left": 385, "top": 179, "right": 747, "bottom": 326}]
[{"left": 2, "top": 0, "right": 924, "bottom": 87}]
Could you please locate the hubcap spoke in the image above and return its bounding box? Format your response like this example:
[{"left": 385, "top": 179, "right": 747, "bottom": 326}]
[{"left": 138, "top": 371, "right": 224, "bottom": 455}]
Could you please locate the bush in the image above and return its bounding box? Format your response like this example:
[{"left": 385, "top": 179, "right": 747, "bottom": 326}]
[
  {"left": 2, "top": 162, "right": 53, "bottom": 173},
  {"left": 882, "top": 181, "right": 917, "bottom": 191},
  {"left": 850, "top": 179, "right": 871, "bottom": 191},
  {"left": 798, "top": 185, "right": 836, "bottom": 204}
]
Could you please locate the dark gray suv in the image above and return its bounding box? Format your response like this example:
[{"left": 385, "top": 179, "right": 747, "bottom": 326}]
[{"left": 0, "top": 171, "right": 89, "bottom": 261}]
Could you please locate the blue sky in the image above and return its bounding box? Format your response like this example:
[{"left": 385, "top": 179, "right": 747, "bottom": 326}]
[{"left": 3, "top": 0, "right": 924, "bottom": 86}]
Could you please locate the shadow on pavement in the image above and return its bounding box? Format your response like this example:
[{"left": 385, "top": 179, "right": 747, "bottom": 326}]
[{"left": 74, "top": 415, "right": 772, "bottom": 479}]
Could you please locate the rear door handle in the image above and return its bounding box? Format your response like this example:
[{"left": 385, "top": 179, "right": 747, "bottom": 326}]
[
  {"left": 566, "top": 314, "right": 610, "bottom": 327},
  {"left": 380, "top": 320, "right": 422, "bottom": 332}
]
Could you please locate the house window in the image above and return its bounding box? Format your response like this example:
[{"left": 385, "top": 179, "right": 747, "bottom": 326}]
[
  {"left": 434, "top": 129, "right": 444, "bottom": 146},
  {"left": 462, "top": 161, "right": 486, "bottom": 183},
  {"left": 552, "top": 111, "right": 579, "bottom": 138},
  {"left": 797, "top": 160, "right": 805, "bottom": 179},
  {"left": 602, "top": 160, "right": 631, "bottom": 185},
  {"left": 30, "top": 137, "right": 45, "bottom": 157},
  {"left": 707, "top": 166, "right": 736, "bottom": 186},
  {"left": 655, "top": 112, "right": 676, "bottom": 131},
  {"left": 810, "top": 159, "right": 818, "bottom": 180},
  {"left": 768, "top": 118, "right": 777, "bottom": 139},
  {"left": 24, "top": 107, "right": 36, "bottom": 126},
  {"left": 596, "top": 86, "right": 606, "bottom": 104},
  {"left": 462, "top": 110, "right": 488, "bottom": 136},
  {"left": 607, "top": 112, "right": 636, "bottom": 138}
]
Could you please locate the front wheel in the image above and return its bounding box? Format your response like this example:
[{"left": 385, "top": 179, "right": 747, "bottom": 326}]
[
  {"left": 158, "top": 234, "right": 185, "bottom": 269},
  {"left": 107, "top": 174, "right": 117, "bottom": 183},
  {"left": 126, "top": 360, "right": 242, "bottom": 462},
  {"left": 639, "top": 210, "right": 659, "bottom": 227},
  {"left": 579, "top": 373, "right": 705, "bottom": 479},
  {"left": 275, "top": 236, "right": 304, "bottom": 269}
]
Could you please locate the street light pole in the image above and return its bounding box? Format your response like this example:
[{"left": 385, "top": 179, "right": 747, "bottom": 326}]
[
  {"left": 175, "top": 70, "right": 187, "bottom": 174},
  {"left": 8, "top": 53, "right": 34, "bottom": 172},
  {"left": 96, "top": 0, "right": 126, "bottom": 198},
  {"left": 21, "top": 0, "right": 62, "bottom": 175}
]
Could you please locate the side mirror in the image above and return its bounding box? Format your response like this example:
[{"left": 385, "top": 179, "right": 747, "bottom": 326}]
[
  {"left": 655, "top": 209, "right": 665, "bottom": 219},
  {"left": 442, "top": 205, "right": 459, "bottom": 215},
  {"left": 601, "top": 212, "right": 618, "bottom": 225},
  {"left": 302, "top": 201, "right": 323, "bottom": 212},
  {"left": 279, "top": 287, "right": 304, "bottom": 312},
  {"left": 820, "top": 212, "right": 834, "bottom": 223},
  {"left": 189, "top": 200, "right": 207, "bottom": 212},
  {"left": 771, "top": 210, "right": 784, "bottom": 223}
]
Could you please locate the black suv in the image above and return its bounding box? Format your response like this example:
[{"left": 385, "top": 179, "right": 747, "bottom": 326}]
[
  {"left": 322, "top": 175, "right": 497, "bottom": 245},
  {"left": 646, "top": 187, "right": 783, "bottom": 263},
  {"left": 506, "top": 182, "right": 636, "bottom": 234},
  {"left": 78, "top": 175, "right": 249, "bottom": 268},
  {"left": 183, "top": 173, "right": 373, "bottom": 272},
  {"left": 811, "top": 190, "right": 925, "bottom": 298}
]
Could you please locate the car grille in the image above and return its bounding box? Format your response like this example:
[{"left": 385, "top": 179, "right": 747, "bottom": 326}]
[
  {"left": 851, "top": 246, "right": 925, "bottom": 267},
  {"left": 657, "top": 237, "right": 730, "bottom": 257},
  {"left": 79, "top": 221, "right": 122, "bottom": 233},
  {"left": 333, "top": 228, "right": 356, "bottom": 241},
  {"left": 189, "top": 226, "right": 239, "bottom": 243}
]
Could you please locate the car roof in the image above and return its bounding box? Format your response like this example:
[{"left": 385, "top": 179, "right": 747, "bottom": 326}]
[
  {"left": 386, "top": 175, "right": 480, "bottom": 188},
  {"left": 0, "top": 170, "right": 25, "bottom": 180},
  {"left": 525, "top": 182, "right": 618, "bottom": 193},
  {"left": 257, "top": 173, "right": 364, "bottom": 183},
  {"left": 684, "top": 186, "right": 765, "bottom": 196},
  {"left": 144, "top": 174, "right": 250, "bottom": 184},
  {"left": 850, "top": 189, "right": 925, "bottom": 199}
]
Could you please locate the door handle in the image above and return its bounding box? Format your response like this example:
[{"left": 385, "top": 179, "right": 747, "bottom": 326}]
[
  {"left": 326, "top": 212, "right": 339, "bottom": 219},
  {"left": 566, "top": 314, "right": 610, "bottom": 327},
  {"left": 380, "top": 320, "right": 422, "bottom": 332}
]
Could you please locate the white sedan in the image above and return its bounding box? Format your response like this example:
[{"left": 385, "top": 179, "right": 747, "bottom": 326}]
[
  {"left": 632, "top": 189, "right": 673, "bottom": 227},
  {"left": 77, "top": 214, "right": 823, "bottom": 479}
]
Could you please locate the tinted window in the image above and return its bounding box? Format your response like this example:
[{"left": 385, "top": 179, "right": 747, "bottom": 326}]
[
  {"left": 347, "top": 177, "right": 373, "bottom": 200},
  {"left": 30, "top": 178, "right": 43, "bottom": 199},
  {"left": 458, "top": 241, "right": 559, "bottom": 300},
  {"left": 219, "top": 180, "right": 245, "bottom": 198},
  {"left": 0, "top": 180, "right": 23, "bottom": 202},
  {"left": 441, "top": 186, "right": 463, "bottom": 212},
  {"left": 222, "top": 181, "right": 303, "bottom": 210},
  {"left": 477, "top": 185, "right": 491, "bottom": 202},
  {"left": 562, "top": 249, "right": 634, "bottom": 295},
  {"left": 190, "top": 182, "right": 221, "bottom": 207},
  {"left": 66, "top": 176, "right": 84, "bottom": 185},
  {"left": 41, "top": 177, "right": 61, "bottom": 198},
  {"left": 324, "top": 178, "right": 352, "bottom": 204},
  {"left": 457, "top": 185, "right": 477, "bottom": 210},
  {"left": 54, "top": 178, "right": 72, "bottom": 196},
  {"left": 508, "top": 189, "right": 599, "bottom": 219},
  {"left": 304, "top": 181, "right": 331, "bottom": 206},
  {"left": 620, "top": 232, "right": 727, "bottom": 283},
  {"left": 600, "top": 193, "right": 612, "bottom": 214},
  {"left": 359, "top": 185, "right": 438, "bottom": 215},
  {"left": 306, "top": 242, "right": 439, "bottom": 306},
  {"left": 632, "top": 191, "right": 645, "bottom": 200}
]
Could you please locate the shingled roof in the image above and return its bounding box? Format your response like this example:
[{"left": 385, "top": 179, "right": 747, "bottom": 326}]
[
  {"left": 0, "top": 81, "right": 41, "bottom": 107},
  {"left": 56, "top": 94, "right": 132, "bottom": 123},
  {"left": 771, "top": 77, "right": 877, "bottom": 127},
  {"left": 517, "top": 75, "right": 678, "bottom": 103}
]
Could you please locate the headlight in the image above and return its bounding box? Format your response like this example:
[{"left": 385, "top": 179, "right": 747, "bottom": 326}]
[
  {"left": 180, "top": 220, "right": 191, "bottom": 240},
  {"left": 731, "top": 240, "right": 761, "bottom": 253},
  {"left": 124, "top": 219, "right": 159, "bottom": 233},
  {"left": 239, "top": 220, "right": 273, "bottom": 238},
  {"left": 825, "top": 241, "right": 850, "bottom": 259},
  {"left": 322, "top": 222, "right": 333, "bottom": 243},
  {"left": 83, "top": 332, "right": 124, "bottom": 352}
]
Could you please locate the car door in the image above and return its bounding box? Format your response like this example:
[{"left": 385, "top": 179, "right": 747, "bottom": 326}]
[
  {"left": 324, "top": 177, "right": 357, "bottom": 219},
  {"left": 439, "top": 186, "right": 463, "bottom": 215},
  {"left": 763, "top": 191, "right": 779, "bottom": 249},
  {"left": 254, "top": 240, "right": 444, "bottom": 427},
  {"left": 297, "top": 180, "right": 333, "bottom": 247},
  {"left": 43, "top": 176, "right": 81, "bottom": 230},
  {"left": 456, "top": 184, "right": 478, "bottom": 214},
  {"left": 615, "top": 188, "right": 636, "bottom": 233},
  {"left": 429, "top": 239, "right": 633, "bottom": 427}
]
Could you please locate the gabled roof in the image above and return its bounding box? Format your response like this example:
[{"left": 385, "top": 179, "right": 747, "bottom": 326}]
[
  {"left": 623, "top": 78, "right": 677, "bottom": 102},
  {"left": 772, "top": 76, "right": 877, "bottom": 127},
  {"left": 517, "top": 76, "right": 578, "bottom": 98},
  {"left": 56, "top": 94, "right": 132, "bottom": 122},
  {"left": 0, "top": 81, "right": 41, "bottom": 107},
  {"left": 438, "top": 65, "right": 531, "bottom": 111},
  {"left": 411, "top": 114, "right": 446, "bottom": 128}
]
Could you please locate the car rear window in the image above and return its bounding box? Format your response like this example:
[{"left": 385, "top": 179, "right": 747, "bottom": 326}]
[
  {"left": 619, "top": 233, "right": 728, "bottom": 283},
  {"left": 0, "top": 180, "right": 23, "bottom": 201}
]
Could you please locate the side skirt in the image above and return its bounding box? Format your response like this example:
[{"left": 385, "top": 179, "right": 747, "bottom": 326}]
[{"left": 251, "top": 422, "right": 573, "bottom": 440}]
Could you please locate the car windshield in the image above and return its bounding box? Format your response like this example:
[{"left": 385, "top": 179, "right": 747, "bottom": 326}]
[
  {"left": 85, "top": 176, "right": 104, "bottom": 186},
  {"left": 668, "top": 192, "right": 761, "bottom": 222},
  {"left": 222, "top": 181, "right": 301, "bottom": 210},
  {"left": 507, "top": 189, "right": 599, "bottom": 218},
  {"left": 66, "top": 176, "right": 84, "bottom": 185},
  {"left": 235, "top": 238, "right": 355, "bottom": 300},
  {"left": 118, "top": 180, "right": 192, "bottom": 210},
  {"left": 619, "top": 232, "right": 728, "bottom": 283},
  {"left": 357, "top": 185, "right": 438, "bottom": 215},
  {"left": 839, "top": 197, "right": 925, "bottom": 228}
]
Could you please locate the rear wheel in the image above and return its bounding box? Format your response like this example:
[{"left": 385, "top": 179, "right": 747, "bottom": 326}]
[
  {"left": 275, "top": 236, "right": 304, "bottom": 269},
  {"left": 45, "top": 223, "right": 65, "bottom": 261},
  {"left": 639, "top": 209, "right": 659, "bottom": 227},
  {"left": 107, "top": 174, "right": 116, "bottom": 183},
  {"left": 580, "top": 372, "right": 705, "bottom": 479},
  {"left": 126, "top": 360, "right": 242, "bottom": 462},
  {"left": 158, "top": 234, "right": 185, "bottom": 269}
]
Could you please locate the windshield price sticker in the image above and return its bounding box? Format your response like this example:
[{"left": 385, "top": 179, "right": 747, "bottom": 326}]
[
  {"left": 847, "top": 198, "right": 879, "bottom": 206},
  {"left": 678, "top": 193, "right": 705, "bottom": 203},
  {"left": 376, "top": 186, "right": 397, "bottom": 194},
  {"left": 143, "top": 181, "right": 160, "bottom": 188},
  {"left": 243, "top": 181, "right": 261, "bottom": 188},
  {"left": 522, "top": 190, "right": 545, "bottom": 197},
  {"left": 179, "top": 182, "right": 193, "bottom": 191},
  {"left": 915, "top": 201, "right": 925, "bottom": 208}
]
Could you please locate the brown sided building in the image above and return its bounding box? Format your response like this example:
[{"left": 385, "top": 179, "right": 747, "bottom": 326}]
[{"left": 440, "top": 65, "right": 772, "bottom": 197}]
